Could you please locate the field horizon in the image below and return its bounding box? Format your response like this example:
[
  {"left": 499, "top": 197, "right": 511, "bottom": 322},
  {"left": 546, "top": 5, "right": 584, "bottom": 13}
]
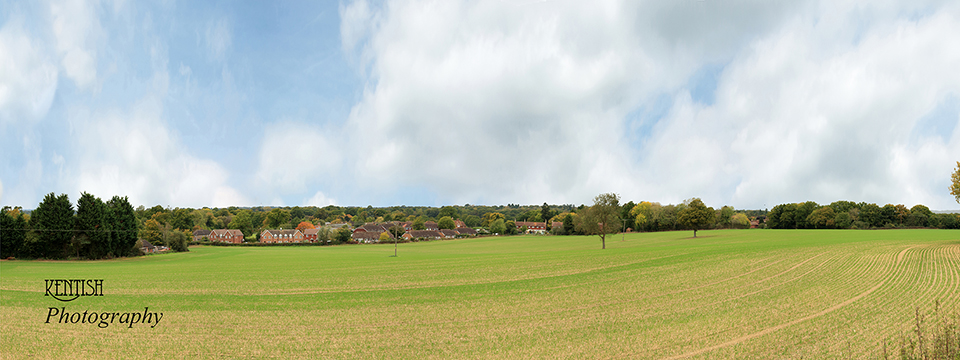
[{"left": 2, "top": 229, "right": 959, "bottom": 358}]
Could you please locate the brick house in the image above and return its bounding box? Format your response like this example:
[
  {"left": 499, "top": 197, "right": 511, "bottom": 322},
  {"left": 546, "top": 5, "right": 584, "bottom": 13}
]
[
  {"left": 192, "top": 229, "right": 211, "bottom": 242},
  {"left": 303, "top": 228, "right": 320, "bottom": 242},
  {"left": 353, "top": 223, "right": 389, "bottom": 234},
  {"left": 423, "top": 221, "right": 439, "bottom": 231},
  {"left": 515, "top": 222, "right": 547, "bottom": 234},
  {"left": 260, "top": 229, "right": 305, "bottom": 243},
  {"left": 440, "top": 229, "right": 459, "bottom": 239},
  {"left": 407, "top": 230, "right": 442, "bottom": 240},
  {"left": 138, "top": 239, "right": 158, "bottom": 253},
  {"left": 210, "top": 229, "right": 244, "bottom": 244},
  {"left": 352, "top": 230, "right": 391, "bottom": 244}
]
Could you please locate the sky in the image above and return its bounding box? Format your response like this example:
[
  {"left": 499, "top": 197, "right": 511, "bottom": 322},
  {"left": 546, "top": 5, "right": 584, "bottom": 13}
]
[{"left": 1, "top": 0, "right": 959, "bottom": 210}]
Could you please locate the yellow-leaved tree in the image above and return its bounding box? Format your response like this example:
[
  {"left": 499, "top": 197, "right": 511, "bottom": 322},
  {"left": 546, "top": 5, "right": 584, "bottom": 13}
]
[{"left": 951, "top": 161, "right": 960, "bottom": 204}]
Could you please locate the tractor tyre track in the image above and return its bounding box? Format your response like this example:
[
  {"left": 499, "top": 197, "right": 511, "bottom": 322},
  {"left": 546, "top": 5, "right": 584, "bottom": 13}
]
[{"left": 661, "top": 245, "right": 917, "bottom": 359}]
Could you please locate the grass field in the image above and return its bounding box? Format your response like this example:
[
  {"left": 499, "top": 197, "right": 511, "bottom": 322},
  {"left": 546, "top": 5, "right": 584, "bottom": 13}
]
[{"left": 2, "top": 229, "right": 959, "bottom": 359}]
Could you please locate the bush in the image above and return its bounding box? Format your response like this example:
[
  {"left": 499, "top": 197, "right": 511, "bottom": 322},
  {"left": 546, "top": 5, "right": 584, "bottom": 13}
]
[
  {"left": 730, "top": 213, "right": 750, "bottom": 229},
  {"left": 167, "top": 230, "right": 190, "bottom": 252}
]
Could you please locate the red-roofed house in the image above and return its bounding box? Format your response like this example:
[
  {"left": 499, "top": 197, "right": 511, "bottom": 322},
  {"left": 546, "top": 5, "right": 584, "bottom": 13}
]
[
  {"left": 192, "top": 229, "right": 211, "bottom": 242},
  {"left": 303, "top": 228, "right": 320, "bottom": 242},
  {"left": 515, "top": 222, "right": 547, "bottom": 234},
  {"left": 260, "top": 229, "right": 304, "bottom": 243},
  {"left": 353, "top": 223, "right": 389, "bottom": 234},
  {"left": 407, "top": 230, "right": 442, "bottom": 240},
  {"left": 210, "top": 229, "right": 244, "bottom": 243},
  {"left": 352, "top": 231, "right": 390, "bottom": 243}
]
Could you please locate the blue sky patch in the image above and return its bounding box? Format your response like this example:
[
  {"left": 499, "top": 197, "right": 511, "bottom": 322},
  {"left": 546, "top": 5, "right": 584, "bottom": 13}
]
[{"left": 686, "top": 62, "right": 726, "bottom": 106}]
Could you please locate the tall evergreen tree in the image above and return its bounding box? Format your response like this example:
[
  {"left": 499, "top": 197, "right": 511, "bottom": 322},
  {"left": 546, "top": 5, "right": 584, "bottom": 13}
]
[
  {"left": 1, "top": 207, "right": 27, "bottom": 258},
  {"left": 32, "top": 193, "right": 75, "bottom": 259},
  {"left": 76, "top": 192, "right": 110, "bottom": 258},
  {"left": 563, "top": 213, "right": 575, "bottom": 235},
  {"left": 108, "top": 196, "right": 139, "bottom": 257},
  {"left": 540, "top": 203, "right": 553, "bottom": 229}
]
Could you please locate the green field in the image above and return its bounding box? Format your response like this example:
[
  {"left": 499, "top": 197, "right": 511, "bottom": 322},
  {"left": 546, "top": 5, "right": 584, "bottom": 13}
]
[{"left": 2, "top": 230, "right": 958, "bottom": 359}]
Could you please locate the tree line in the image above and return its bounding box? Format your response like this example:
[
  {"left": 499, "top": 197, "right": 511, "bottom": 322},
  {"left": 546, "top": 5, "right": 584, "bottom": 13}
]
[
  {"left": 1, "top": 192, "right": 763, "bottom": 257},
  {"left": 568, "top": 194, "right": 746, "bottom": 249},
  {"left": 1, "top": 192, "right": 143, "bottom": 260},
  {"left": 132, "top": 203, "right": 582, "bottom": 242},
  {"left": 765, "top": 201, "right": 959, "bottom": 229},
  {"left": 6, "top": 163, "right": 958, "bottom": 258},
  {"left": 765, "top": 163, "right": 960, "bottom": 229}
]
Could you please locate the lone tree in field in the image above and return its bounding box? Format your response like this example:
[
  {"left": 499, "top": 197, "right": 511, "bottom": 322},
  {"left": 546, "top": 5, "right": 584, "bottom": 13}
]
[
  {"left": 677, "top": 198, "right": 715, "bottom": 238},
  {"left": 951, "top": 161, "right": 960, "bottom": 204},
  {"left": 577, "top": 193, "right": 622, "bottom": 249}
]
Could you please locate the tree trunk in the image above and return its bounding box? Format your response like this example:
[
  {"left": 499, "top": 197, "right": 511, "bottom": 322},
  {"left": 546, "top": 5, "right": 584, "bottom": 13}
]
[
  {"left": 601, "top": 234, "right": 606, "bottom": 249},
  {"left": 693, "top": 229, "right": 698, "bottom": 238}
]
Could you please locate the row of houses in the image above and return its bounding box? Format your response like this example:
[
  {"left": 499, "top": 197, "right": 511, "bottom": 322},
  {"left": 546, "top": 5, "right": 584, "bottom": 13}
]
[
  {"left": 351, "top": 227, "right": 480, "bottom": 243},
  {"left": 349, "top": 221, "right": 480, "bottom": 243},
  {"left": 515, "top": 221, "right": 548, "bottom": 234},
  {"left": 192, "top": 229, "right": 245, "bottom": 243},
  {"left": 192, "top": 228, "right": 316, "bottom": 244},
  {"left": 260, "top": 229, "right": 304, "bottom": 243},
  {"left": 255, "top": 223, "right": 481, "bottom": 244},
  {"left": 190, "top": 219, "right": 549, "bottom": 245}
]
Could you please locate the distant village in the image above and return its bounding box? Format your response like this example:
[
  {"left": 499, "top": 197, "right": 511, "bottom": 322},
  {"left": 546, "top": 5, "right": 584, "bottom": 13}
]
[
  {"left": 187, "top": 220, "right": 550, "bottom": 246},
  {"left": 11, "top": 191, "right": 955, "bottom": 260}
]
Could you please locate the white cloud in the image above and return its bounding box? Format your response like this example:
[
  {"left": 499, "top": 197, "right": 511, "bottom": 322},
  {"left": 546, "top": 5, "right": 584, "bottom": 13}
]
[
  {"left": 8, "top": 0, "right": 959, "bottom": 210},
  {"left": 335, "top": 0, "right": 960, "bottom": 208},
  {"left": 0, "top": 20, "right": 59, "bottom": 124},
  {"left": 68, "top": 99, "right": 249, "bottom": 208},
  {"left": 304, "top": 191, "right": 336, "bottom": 207},
  {"left": 339, "top": 0, "right": 372, "bottom": 57},
  {"left": 339, "top": 0, "right": 662, "bottom": 204},
  {"left": 2, "top": 132, "right": 47, "bottom": 208},
  {"left": 646, "top": 3, "right": 960, "bottom": 209},
  {"left": 255, "top": 122, "right": 342, "bottom": 200},
  {"left": 63, "top": 31, "right": 249, "bottom": 208},
  {"left": 49, "top": 0, "right": 102, "bottom": 90}
]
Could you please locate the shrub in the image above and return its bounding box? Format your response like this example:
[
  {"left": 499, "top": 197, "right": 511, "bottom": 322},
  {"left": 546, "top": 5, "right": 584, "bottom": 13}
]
[
  {"left": 730, "top": 213, "right": 750, "bottom": 229},
  {"left": 167, "top": 230, "right": 190, "bottom": 252}
]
